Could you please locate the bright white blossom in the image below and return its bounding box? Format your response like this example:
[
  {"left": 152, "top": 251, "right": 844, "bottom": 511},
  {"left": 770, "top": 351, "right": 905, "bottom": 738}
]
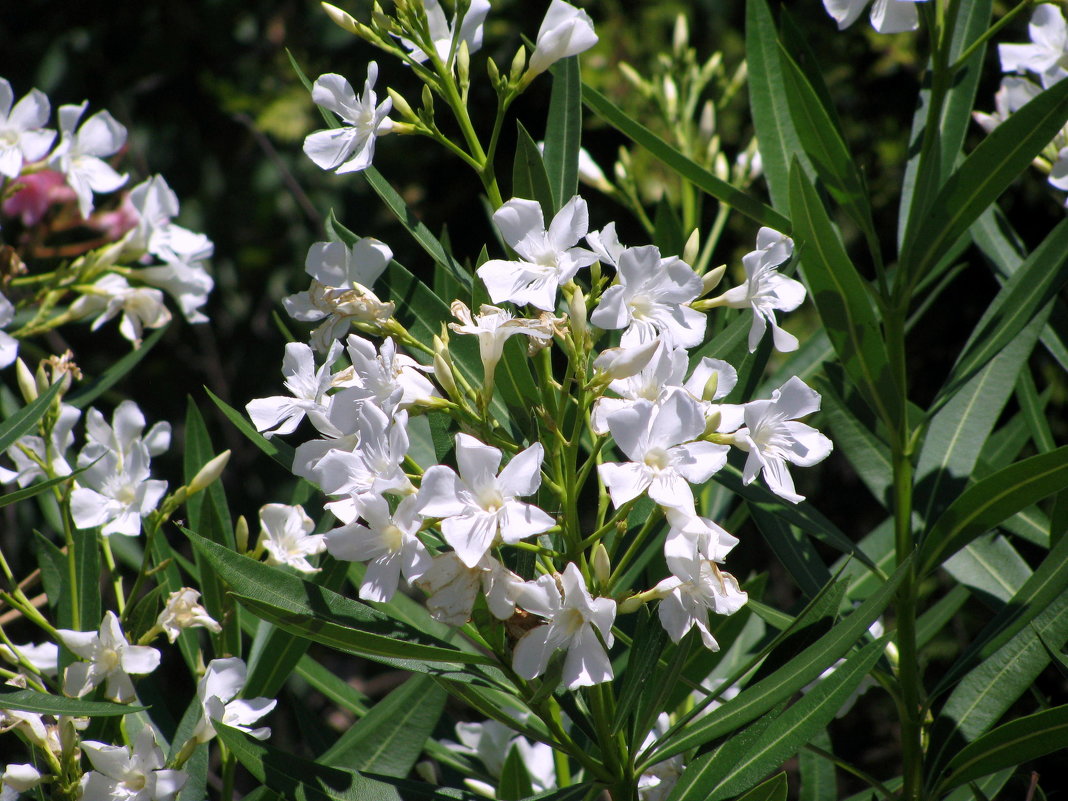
[
  {"left": 284, "top": 238, "right": 396, "bottom": 352},
  {"left": 81, "top": 400, "right": 171, "bottom": 467},
  {"left": 70, "top": 445, "right": 167, "bottom": 537},
  {"left": 259, "top": 503, "right": 326, "bottom": 573},
  {"left": 590, "top": 244, "right": 705, "bottom": 349},
  {"left": 303, "top": 66, "right": 393, "bottom": 174},
  {"left": 247, "top": 341, "right": 342, "bottom": 437},
  {"left": 653, "top": 553, "right": 747, "bottom": 650},
  {"left": 0, "top": 403, "right": 81, "bottom": 487},
  {"left": 156, "top": 588, "right": 222, "bottom": 643},
  {"left": 80, "top": 727, "right": 186, "bottom": 801},
  {"left": 48, "top": 102, "right": 128, "bottom": 218},
  {"left": 512, "top": 563, "right": 616, "bottom": 689},
  {"left": 193, "top": 657, "right": 276, "bottom": 743},
  {"left": 0, "top": 79, "right": 54, "bottom": 179},
  {"left": 730, "top": 376, "right": 833, "bottom": 504},
  {"left": 713, "top": 228, "right": 803, "bottom": 353},
  {"left": 822, "top": 0, "right": 927, "bottom": 34},
  {"left": 598, "top": 392, "right": 729, "bottom": 514},
  {"left": 400, "top": 0, "right": 491, "bottom": 67},
  {"left": 418, "top": 434, "right": 554, "bottom": 568},
  {"left": 448, "top": 301, "right": 555, "bottom": 384},
  {"left": 527, "top": 0, "right": 599, "bottom": 78},
  {"left": 58, "top": 611, "right": 160, "bottom": 702},
  {"left": 1, "top": 764, "right": 42, "bottom": 798},
  {"left": 974, "top": 76, "right": 1043, "bottom": 133},
  {"left": 637, "top": 714, "right": 684, "bottom": 801},
  {"left": 338, "top": 334, "right": 439, "bottom": 412},
  {"left": 69, "top": 274, "right": 172, "bottom": 347},
  {"left": 999, "top": 4, "right": 1068, "bottom": 88},
  {"left": 477, "top": 196, "right": 597, "bottom": 311},
  {"left": 133, "top": 224, "right": 215, "bottom": 324},
  {"left": 326, "top": 494, "right": 431, "bottom": 602},
  {"left": 0, "top": 642, "right": 59, "bottom": 676},
  {"left": 415, "top": 551, "right": 525, "bottom": 625},
  {"left": 0, "top": 292, "right": 16, "bottom": 368},
  {"left": 446, "top": 718, "right": 556, "bottom": 796},
  {"left": 663, "top": 507, "right": 740, "bottom": 564}
]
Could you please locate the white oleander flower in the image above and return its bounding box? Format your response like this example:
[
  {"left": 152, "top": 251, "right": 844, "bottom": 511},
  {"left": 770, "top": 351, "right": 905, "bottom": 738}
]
[
  {"left": 1, "top": 764, "right": 42, "bottom": 798},
  {"left": 822, "top": 0, "right": 927, "bottom": 34},
  {"left": 193, "top": 657, "right": 276, "bottom": 743},
  {"left": 303, "top": 66, "right": 393, "bottom": 174},
  {"left": 662, "top": 507, "right": 740, "bottom": 564},
  {"left": 0, "top": 292, "right": 16, "bottom": 369},
  {"left": 445, "top": 718, "right": 556, "bottom": 796},
  {"left": 338, "top": 334, "right": 439, "bottom": 412},
  {"left": 0, "top": 403, "right": 81, "bottom": 487},
  {"left": 284, "top": 238, "right": 396, "bottom": 352},
  {"left": 0, "top": 79, "right": 54, "bottom": 179},
  {"left": 48, "top": 101, "right": 127, "bottom": 218},
  {"left": 0, "top": 642, "right": 59, "bottom": 676},
  {"left": 712, "top": 227, "right": 803, "bottom": 353},
  {"left": 512, "top": 563, "right": 616, "bottom": 689},
  {"left": 414, "top": 551, "right": 525, "bottom": 625},
  {"left": 598, "top": 392, "right": 728, "bottom": 514},
  {"left": 259, "top": 503, "right": 326, "bottom": 573},
  {"left": 729, "top": 376, "right": 833, "bottom": 504},
  {"left": 448, "top": 301, "right": 554, "bottom": 386},
  {"left": 400, "top": 0, "right": 491, "bottom": 68},
  {"left": 974, "top": 76, "right": 1043, "bottom": 133},
  {"left": 156, "top": 588, "right": 222, "bottom": 643},
  {"left": 134, "top": 224, "right": 215, "bottom": 324},
  {"left": 246, "top": 340, "right": 342, "bottom": 437},
  {"left": 652, "top": 553, "right": 747, "bottom": 650},
  {"left": 58, "top": 612, "right": 160, "bottom": 702},
  {"left": 999, "top": 4, "right": 1068, "bottom": 87},
  {"left": 417, "top": 433, "right": 554, "bottom": 568},
  {"left": 80, "top": 727, "right": 186, "bottom": 801},
  {"left": 326, "top": 494, "right": 431, "bottom": 602},
  {"left": 476, "top": 196, "right": 597, "bottom": 312},
  {"left": 527, "top": 0, "right": 599, "bottom": 78},
  {"left": 70, "top": 274, "right": 172, "bottom": 347},
  {"left": 637, "top": 714, "right": 684, "bottom": 801},
  {"left": 590, "top": 244, "right": 705, "bottom": 349},
  {"left": 70, "top": 444, "right": 167, "bottom": 537},
  {"left": 81, "top": 400, "right": 171, "bottom": 469}
]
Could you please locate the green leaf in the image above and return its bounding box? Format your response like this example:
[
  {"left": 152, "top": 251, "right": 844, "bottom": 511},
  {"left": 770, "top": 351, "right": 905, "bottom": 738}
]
[
  {"left": 705, "top": 637, "right": 890, "bottom": 801},
  {"left": 748, "top": 503, "right": 832, "bottom": 599},
  {"left": 582, "top": 83, "right": 790, "bottom": 232},
  {"left": 943, "top": 534, "right": 1032, "bottom": 608},
  {"left": 789, "top": 162, "right": 900, "bottom": 432},
  {"left": 543, "top": 56, "right": 582, "bottom": 208},
  {"left": 779, "top": 44, "right": 875, "bottom": 244},
  {"left": 735, "top": 773, "right": 789, "bottom": 801},
  {"left": 914, "top": 310, "right": 1045, "bottom": 526},
  {"left": 513, "top": 122, "right": 556, "bottom": 221},
  {"left": 0, "top": 465, "right": 86, "bottom": 508},
  {"left": 72, "top": 521, "right": 100, "bottom": 632},
  {"left": 919, "top": 446, "right": 1068, "bottom": 576},
  {"left": 927, "top": 589, "right": 1068, "bottom": 782},
  {"left": 646, "top": 559, "right": 908, "bottom": 763},
  {"left": 205, "top": 387, "right": 295, "bottom": 472},
  {"left": 745, "top": 0, "right": 808, "bottom": 211},
  {"left": 0, "top": 687, "right": 144, "bottom": 716},
  {"left": 936, "top": 704, "right": 1068, "bottom": 794},
  {"left": 0, "top": 381, "right": 63, "bottom": 454},
  {"left": 935, "top": 216, "right": 1068, "bottom": 413},
  {"left": 611, "top": 605, "right": 668, "bottom": 735},
  {"left": 900, "top": 76, "right": 1068, "bottom": 291},
  {"left": 816, "top": 377, "right": 891, "bottom": 507},
  {"left": 497, "top": 745, "right": 535, "bottom": 801},
  {"left": 320, "top": 674, "right": 445, "bottom": 778},
  {"left": 216, "top": 723, "right": 399, "bottom": 801},
  {"left": 66, "top": 325, "right": 169, "bottom": 408},
  {"left": 799, "top": 730, "right": 835, "bottom": 801},
  {"left": 187, "top": 534, "right": 497, "bottom": 674}
]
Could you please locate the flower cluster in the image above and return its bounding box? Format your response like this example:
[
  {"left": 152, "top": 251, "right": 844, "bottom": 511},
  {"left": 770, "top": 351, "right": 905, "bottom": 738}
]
[
  {"left": 975, "top": 3, "right": 1068, "bottom": 205},
  {"left": 0, "top": 76, "right": 214, "bottom": 355}
]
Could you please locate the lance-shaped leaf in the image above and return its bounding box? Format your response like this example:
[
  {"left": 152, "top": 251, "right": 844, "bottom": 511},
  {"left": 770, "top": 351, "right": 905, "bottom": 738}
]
[
  {"left": 734, "top": 773, "right": 788, "bottom": 801},
  {"left": 582, "top": 83, "right": 790, "bottom": 232},
  {"left": 645, "top": 558, "right": 908, "bottom": 763},
  {"left": 918, "top": 445, "right": 1068, "bottom": 576},
  {"left": 672, "top": 636, "right": 889, "bottom": 801},
  {"left": 0, "top": 381, "right": 63, "bottom": 454},
  {"left": 0, "top": 687, "right": 145, "bottom": 716},
  {"left": 187, "top": 533, "right": 497, "bottom": 675},
  {"left": 543, "top": 56, "right": 582, "bottom": 208},
  {"left": 788, "top": 162, "right": 901, "bottom": 433},
  {"left": 934, "top": 704, "right": 1068, "bottom": 794},
  {"left": 206, "top": 387, "right": 295, "bottom": 472},
  {"left": 0, "top": 466, "right": 88, "bottom": 508},
  {"left": 899, "top": 76, "right": 1068, "bottom": 291},
  {"left": 513, "top": 122, "right": 556, "bottom": 221}
]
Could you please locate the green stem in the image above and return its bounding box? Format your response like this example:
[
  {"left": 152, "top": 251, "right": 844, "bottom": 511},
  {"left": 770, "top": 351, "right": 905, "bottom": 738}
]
[
  {"left": 605, "top": 508, "right": 663, "bottom": 592},
  {"left": 950, "top": 0, "right": 1036, "bottom": 74},
  {"left": 100, "top": 536, "right": 126, "bottom": 615}
]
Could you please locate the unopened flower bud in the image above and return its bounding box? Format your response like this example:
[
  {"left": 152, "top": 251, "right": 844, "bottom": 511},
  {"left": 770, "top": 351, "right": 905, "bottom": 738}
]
[
  {"left": 593, "top": 338, "right": 661, "bottom": 381},
  {"left": 702, "top": 264, "right": 726, "bottom": 294},
  {"left": 15, "top": 358, "right": 37, "bottom": 403},
  {"left": 372, "top": 2, "right": 390, "bottom": 31},
  {"left": 457, "top": 39, "right": 471, "bottom": 89},
  {"left": 701, "top": 371, "right": 719, "bottom": 402},
  {"left": 420, "top": 84, "right": 435, "bottom": 118},
  {"left": 663, "top": 77, "right": 678, "bottom": 120},
  {"left": 321, "top": 1, "right": 360, "bottom": 34},
  {"left": 567, "top": 285, "right": 587, "bottom": 343},
  {"left": 510, "top": 46, "right": 527, "bottom": 83},
  {"left": 592, "top": 544, "right": 611, "bottom": 585},
  {"left": 235, "top": 515, "right": 250, "bottom": 554},
  {"left": 617, "top": 595, "right": 644, "bottom": 614},
  {"left": 699, "top": 100, "right": 715, "bottom": 140},
  {"left": 487, "top": 57, "right": 500, "bottom": 86},
  {"left": 619, "top": 62, "right": 645, "bottom": 92},
  {"left": 433, "top": 336, "right": 460, "bottom": 400},
  {"left": 673, "top": 13, "right": 689, "bottom": 56},
  {"left": 388, "top": 88, "right": 417, "bottom": 122},
  {"left": 188, "top": 450, "right": 230, "bottom": 496},
  {"left": 703, "top": 409, "right": 723, "bottom": 437},
  {"left": 34, "top": 363, "right": 49, "bottom": 397},
  {"left": 714, "top": 151, "right": 729, "bottom": 181},
  {"left": 683, "top": 229, "right": 700, "bottom": 267}
]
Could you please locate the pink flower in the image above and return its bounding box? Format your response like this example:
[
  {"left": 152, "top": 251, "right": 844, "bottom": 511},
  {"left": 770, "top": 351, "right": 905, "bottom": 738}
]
[{"left": 2, "top": 169, "right": 76, "bottom": 226}]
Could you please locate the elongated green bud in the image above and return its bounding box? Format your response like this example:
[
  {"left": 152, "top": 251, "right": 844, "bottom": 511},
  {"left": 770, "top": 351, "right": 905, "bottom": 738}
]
[
  {"left": 235, "top": 515, "right": 250, "bottom": 554},
  {"left": 510, "top": 46, "right": 527, "bottom": 84},
  {"left": 15, "top": 358, "right": 37, "bottom": 404},
  {"left": 592, "top": 544, "right": 611, "bottom": 585},
  {"left": 388, "top": 88, "right": 417, "bottom": 122},
  {"left": 702, "top": 264, "right": 726, "bottom": 294},
  {"left": 321, "top": 2, "right": 359, "bottom": 34},
  {"left": 188, "top": 450, "right": 231, "bottom": 496},
  {"left": 683, "top": 228, "right": 700, "bottom": 267}
]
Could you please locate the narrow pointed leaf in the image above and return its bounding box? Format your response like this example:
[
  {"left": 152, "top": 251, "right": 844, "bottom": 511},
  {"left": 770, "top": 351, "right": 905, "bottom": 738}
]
[
  {"left": 513, "top": 122, "right": 556, "bottom": 221},
  {"left": 206, "top": 387, "right": 295, "bottom": 472},
  {"left": 0, "top": 381, "right": 63, "bottom": 454},
  {"left": 0, "top": 687, "right": 144, "bottom": 716},
  {"left": 543, "top": 56, "right": 582, "bottom": 208}
]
